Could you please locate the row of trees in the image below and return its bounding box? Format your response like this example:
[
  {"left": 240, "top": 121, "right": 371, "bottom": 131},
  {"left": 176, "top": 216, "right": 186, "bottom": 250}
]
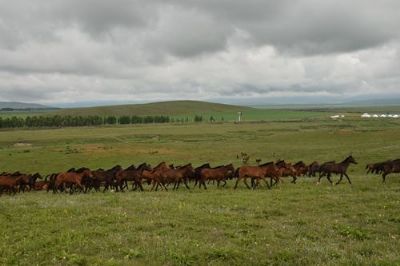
[
  {"left": 0, "top": 115, "right": 222, "bottom": 128},
  {"left": 0, "top": 115, "right": 170, "bottom": 128}
]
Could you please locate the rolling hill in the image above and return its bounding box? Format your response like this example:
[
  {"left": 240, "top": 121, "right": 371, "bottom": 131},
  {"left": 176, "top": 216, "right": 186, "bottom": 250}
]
[
  {"left": 53, "top": 100, "right": 253, "bottom": 116},
  {"left": 0, "top": 101, "right": 53, "bottom": 110}
]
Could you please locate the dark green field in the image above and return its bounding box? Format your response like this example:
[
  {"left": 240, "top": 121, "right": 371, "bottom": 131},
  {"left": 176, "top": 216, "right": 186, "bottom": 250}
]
[{"left": 1, "top": 107, "right": 400, "bottom": 265}]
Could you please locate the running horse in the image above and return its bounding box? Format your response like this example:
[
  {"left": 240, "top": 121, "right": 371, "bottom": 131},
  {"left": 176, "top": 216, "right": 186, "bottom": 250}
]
[{"left": 318, "top": 156, "right": 357, "bottom": 185}]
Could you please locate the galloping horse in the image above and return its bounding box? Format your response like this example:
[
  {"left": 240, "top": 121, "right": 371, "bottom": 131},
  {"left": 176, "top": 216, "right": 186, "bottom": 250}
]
[
  {"left": 193, "top": 163, "right": 211, "bottom": 187},
  {"left": 307, "top": 161, "right": 320, "bottom": 177},
  {"left": 276, "top": 160, "right": 298, "bottom": 184},
  {"left": 318, "top": 156, "right": 357, "bottom": 185},
  {"left": 54, "top": 168, "right": 93, "bottom": 194},
  {"left": 293, "top": 161, "right": 308, "bottom": 177},
  {"left": 0, "top": 173, "right": 24, "bottom": 195},
  {"left": 115, "top": 163, "right": 151, "bottom": 191},
  {"left": 142, "top": 162, "right": 171, "bottom": 191},
  {"left": 198, "top": 164, "right": 235, "bottom": 189},
  {"left": 381, "top": 159, "right": 400, "bottom": 183},
  {"left": 366, "top": 161, "right": 390, "bottom": 175},
  {"left": 234, "top": 162, "right": 279, "bottom": 189},
  {"left": 160, "top": 164, "right": 194, "bottom": 190}
]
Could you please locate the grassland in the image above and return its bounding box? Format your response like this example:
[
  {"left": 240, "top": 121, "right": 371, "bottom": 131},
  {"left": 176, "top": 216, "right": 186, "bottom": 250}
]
[{"left": 0, "top": 111, "right": 400, "bottom": 265}]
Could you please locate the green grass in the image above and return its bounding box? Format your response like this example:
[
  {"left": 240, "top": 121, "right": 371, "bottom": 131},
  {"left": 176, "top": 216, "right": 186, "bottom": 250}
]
[{"left": 0, "top": 116, "right": 400, "bottom": 265}]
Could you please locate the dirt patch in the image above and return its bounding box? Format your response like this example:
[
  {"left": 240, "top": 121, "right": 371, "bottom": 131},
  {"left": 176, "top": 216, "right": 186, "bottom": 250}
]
[{"left": 14, "top": 142, "right": 32, "bottom": 147}]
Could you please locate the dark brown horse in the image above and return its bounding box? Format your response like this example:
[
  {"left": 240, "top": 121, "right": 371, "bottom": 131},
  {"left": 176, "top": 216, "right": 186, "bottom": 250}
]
[
  {"left": 92, "top": 165, "right": 122, "bottom": 192},
  {"left": 307, "top": 161, "right": 320, "bottom": 177},
  {"left": 366, "top": 161, "right": 390, "bottom": 175},
  {"left": 115, "top": 163, "right": 151, "bottom": 191},
  {"left": 318, "top": 156, "right": 357, "bottom": 185},
  {"left": 381, "top": 159, "right": 400, "bottom": 183},
  {"left": 198, "top": 164, "right": 235, "bottom": 189}
]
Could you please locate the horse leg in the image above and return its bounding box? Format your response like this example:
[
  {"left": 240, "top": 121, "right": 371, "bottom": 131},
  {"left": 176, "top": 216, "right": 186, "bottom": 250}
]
[
  {"left": 336, "top": 174, "right": 343, "bottom": 185},
  {"left": 222, "top": 179, "right": 227, "bottom": 187},
  {"left": 137, "top": 182, "right": 144, "bottom": 191},
  {"left": 184, "top": 179, "right": 190, "bottom": 190},
  {"left": 382, "top": 173, "right": 387, "bottom": 183},
  {"left": 344, "top": 173, "right": 352, "bottom": 184},
  {"left": 291, "top": 175, "right": 297, "bottom": 184},
  {"left": 243, "top": 177, "right": 251, "bottom": 189},
  {"left": 326, "top": 173, "right": 333, "bottom": 185},
  {"left": 201, "top": 180, "right": 207, "bottom": 190},
  {"left": 234, "top": 177, "right": 241, "bottom": 189}
]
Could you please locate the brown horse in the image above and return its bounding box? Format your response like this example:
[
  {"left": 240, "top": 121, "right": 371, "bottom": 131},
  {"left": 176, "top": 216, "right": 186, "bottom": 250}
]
[
  {"left": 159, "top": 163, "right": 194, "bottom": 190},
  {"left": 276, "top": 160, "right": 298, "bottom": 184},
  {"left": 318, "top": 156, "right": 357, "bottom": 185},
  {"left": 198, "top": 164, "right": 235, "bottom": 189},
  {"left": 293, "top": 161, "right": 308, "bottom": 177},
  {"left": 381, "top": 159, "right": 400, "bottom": 183},
  {"left": 54, "top": 168, "right": 93, "bottom": 194},
  {"left": 234, "top": 162, "right": 279, "bottom": 189},
  {"left": 193, "top": 163, "right": 211, "bottom": 187},
  {"left": 0, "top": 173, "right": 24, "bottom": 195},
  {"left": 142, "top": 162, "right": 171, "bottom": 191}
]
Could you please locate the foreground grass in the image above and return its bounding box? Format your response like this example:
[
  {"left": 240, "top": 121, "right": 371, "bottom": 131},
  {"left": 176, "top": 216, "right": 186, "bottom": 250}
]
[{"left": 1, "top": 177, "right": 400, "bottom": 265}]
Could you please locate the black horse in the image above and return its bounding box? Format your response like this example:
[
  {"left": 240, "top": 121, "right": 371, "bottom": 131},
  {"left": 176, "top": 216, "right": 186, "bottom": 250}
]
[{"left": 318, "top": 156, "right": 357, "bottom": 185}]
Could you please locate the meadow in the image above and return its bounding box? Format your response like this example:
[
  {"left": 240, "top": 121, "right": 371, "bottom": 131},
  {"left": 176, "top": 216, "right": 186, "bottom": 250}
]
[{"left": 0, "top": 108, "right": 400, "bottom": 265}]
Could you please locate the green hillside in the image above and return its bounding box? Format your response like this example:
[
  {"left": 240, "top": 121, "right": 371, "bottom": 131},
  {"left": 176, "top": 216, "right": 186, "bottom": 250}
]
[{"left": 54, "top": 100, "right": 253, "bottom": 116}]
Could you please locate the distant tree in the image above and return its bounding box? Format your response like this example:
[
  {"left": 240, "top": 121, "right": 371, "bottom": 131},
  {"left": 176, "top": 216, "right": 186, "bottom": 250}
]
[
  {"left": 106, "top": 116, "right": 117, "bottom": 125},
  {"left": 194, "top": 115, "right": 203, "bottom": 122},
  {"left": 118, "top": 116, "right": 131, "bottom": 124}
]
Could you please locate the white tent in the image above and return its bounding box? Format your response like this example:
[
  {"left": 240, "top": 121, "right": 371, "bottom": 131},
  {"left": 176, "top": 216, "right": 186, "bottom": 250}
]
[{"left": 361, "top": 113, "right": 371, "bottom": 118}]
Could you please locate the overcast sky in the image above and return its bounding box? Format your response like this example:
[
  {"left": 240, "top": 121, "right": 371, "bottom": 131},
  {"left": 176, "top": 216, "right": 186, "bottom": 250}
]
[{"left": 0, "top": 0, "right": 399, "bottom": 106}]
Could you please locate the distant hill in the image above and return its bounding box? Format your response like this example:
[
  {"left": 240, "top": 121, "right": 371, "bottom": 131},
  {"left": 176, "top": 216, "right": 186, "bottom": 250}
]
[
  {"left": 0, "top": 101, "right": 54, "bottom": 110},
  {"left": 54, "top": 100, "right": 253, "bottom": 116},
  {"left": 342, "top": 97, "right": 400, "bottom": 106}
]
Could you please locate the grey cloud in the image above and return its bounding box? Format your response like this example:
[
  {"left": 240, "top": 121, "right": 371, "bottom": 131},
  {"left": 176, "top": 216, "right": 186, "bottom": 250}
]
[{"left": 0, "top": 0, "right": 399, "bottom": 104}]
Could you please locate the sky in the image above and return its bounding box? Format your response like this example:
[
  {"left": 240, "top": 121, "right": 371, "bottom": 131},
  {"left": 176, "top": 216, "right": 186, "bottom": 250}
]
[{"left": 0, "top": 0, "right": 399, "bottom": 106}]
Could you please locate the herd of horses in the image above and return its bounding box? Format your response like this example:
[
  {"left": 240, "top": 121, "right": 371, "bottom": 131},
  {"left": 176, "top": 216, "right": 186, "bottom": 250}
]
[{"left": 0, "top": 156, "right": 399, "bottom": 195}]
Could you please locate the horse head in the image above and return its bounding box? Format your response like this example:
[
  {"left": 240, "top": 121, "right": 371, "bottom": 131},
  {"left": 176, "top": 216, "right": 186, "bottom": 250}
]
[{"left": 345, "top": 155, "right": 357, "bottom": 165}]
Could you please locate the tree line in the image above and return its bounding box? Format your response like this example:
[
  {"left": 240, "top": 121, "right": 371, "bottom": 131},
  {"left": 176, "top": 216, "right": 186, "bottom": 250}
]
[{"left": 0, "top": 114, "right": 223, "bottom": 128}]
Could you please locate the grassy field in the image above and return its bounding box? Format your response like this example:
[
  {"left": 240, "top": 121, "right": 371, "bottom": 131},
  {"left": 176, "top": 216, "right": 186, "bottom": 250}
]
[{"left": 1, "top": 113, "right": 400, "bottom": 265}]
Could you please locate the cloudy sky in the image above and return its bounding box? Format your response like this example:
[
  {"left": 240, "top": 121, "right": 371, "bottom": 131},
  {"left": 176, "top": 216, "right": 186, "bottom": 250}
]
[{"left": 0, "top": 0, "right": 399, "bottom": 106}]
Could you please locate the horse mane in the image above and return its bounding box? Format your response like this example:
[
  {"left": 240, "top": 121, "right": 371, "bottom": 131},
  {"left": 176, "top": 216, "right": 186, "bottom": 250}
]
[
  {"left": 109, "top": 165, "right": 122, "bottom": 171},
  {"left": 154, "top": 162, "right": 166, "bottom": 169},
  {"left": 180, "top": 163, "right": 192, "bottom": 168},
  {"left": 67, "top": 168, "right": 76, "bottom": 173},
  {"left": 126, "top": 165, "right": 136, "bottom": 170},
  {"left": 12, "top": 172, "right": 22, "bottom": 176},
  {"left": 294, "top": 161, "right": 304, "bottom": 166},
  {"left": 197, "top": 163, "right": 210, "bottom": 169},
  {"left": 76, "top": 167, "right": 90, "bottom": 173}
]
